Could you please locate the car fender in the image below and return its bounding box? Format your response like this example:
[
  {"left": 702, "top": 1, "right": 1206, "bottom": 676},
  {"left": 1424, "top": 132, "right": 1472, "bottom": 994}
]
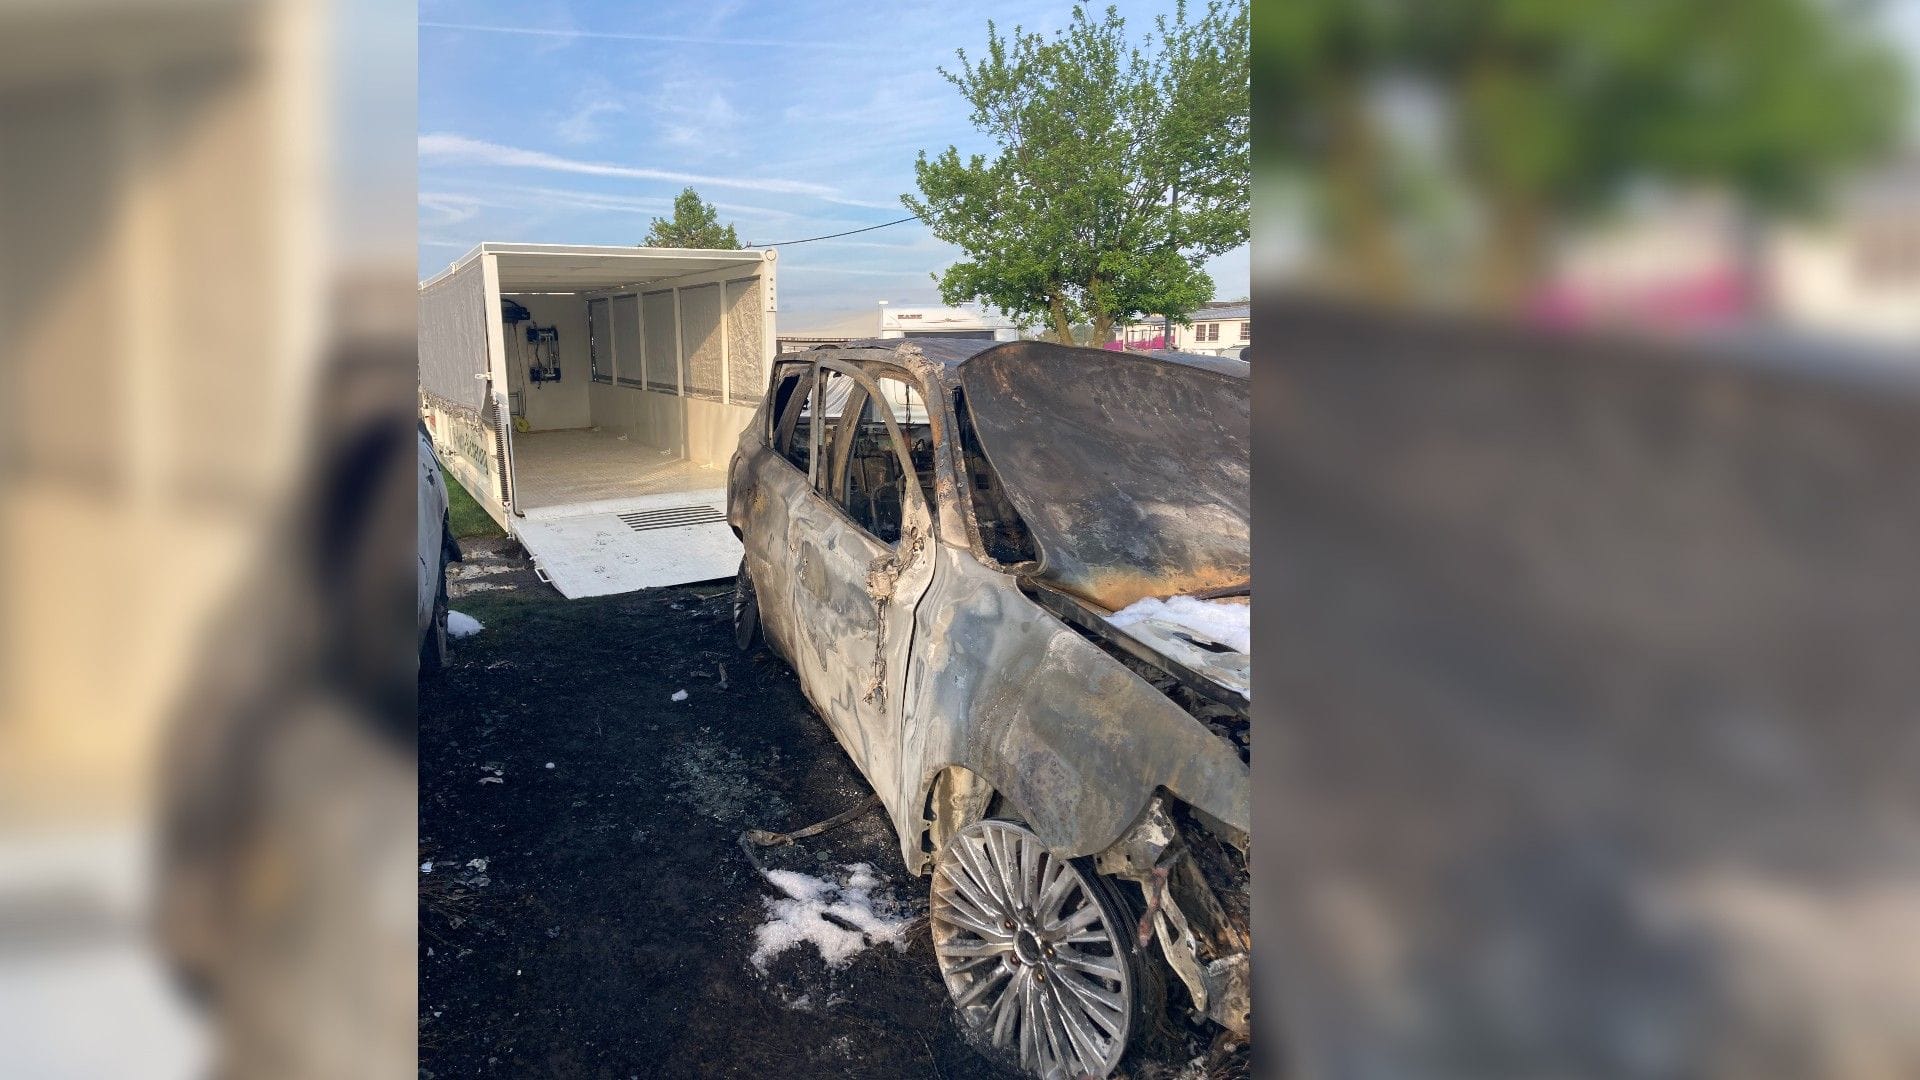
[{"left": 904, "top": 556, "right": 1248, "bottom": 863}]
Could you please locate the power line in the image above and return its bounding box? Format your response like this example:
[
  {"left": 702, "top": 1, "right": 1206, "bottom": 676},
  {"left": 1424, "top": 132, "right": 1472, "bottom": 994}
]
[{"left": 745, "top": 214, "right": 921, "bottom": 248}]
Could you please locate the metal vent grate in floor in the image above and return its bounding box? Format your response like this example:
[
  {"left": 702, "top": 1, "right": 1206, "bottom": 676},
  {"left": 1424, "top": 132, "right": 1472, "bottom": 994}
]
[{"left": 618, "top": 505, "right": 727, "bottom": 532}]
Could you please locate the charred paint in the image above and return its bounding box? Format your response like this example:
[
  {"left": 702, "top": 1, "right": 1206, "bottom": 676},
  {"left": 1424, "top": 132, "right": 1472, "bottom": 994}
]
[{"left": 726, "top": 338, "right": 1252, "bottom": 1047}]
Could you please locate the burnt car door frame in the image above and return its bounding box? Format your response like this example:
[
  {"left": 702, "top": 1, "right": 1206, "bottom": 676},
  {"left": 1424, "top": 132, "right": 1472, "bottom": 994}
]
[
  {"left": 742, "top": 359, "right": 819, "bottom": 662},
  {"left": 782, "top": 356, "right": 940, "bottom": 809}
]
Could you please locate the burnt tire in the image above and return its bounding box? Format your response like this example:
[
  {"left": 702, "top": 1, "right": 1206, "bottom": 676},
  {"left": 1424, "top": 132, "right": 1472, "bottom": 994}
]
[
  {"left": 930, "top": 817, "right": 1165, "bottom": 1078},
  {"left": 732, "top": 557, "right": 761, "bottom": 653},
  {"left": 420, "top": 555, "right": 449, "bottom": 675}
]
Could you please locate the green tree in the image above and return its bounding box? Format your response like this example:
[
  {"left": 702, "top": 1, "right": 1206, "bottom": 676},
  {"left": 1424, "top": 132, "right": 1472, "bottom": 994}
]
[
  {"left": 1261, "top": 0, "right": 1910, "bottom": 308},
  {"left": 905, "top": 1, "right": 1250, "bottom": 344},
  {"left": 643, "top": 187, "right": 742, "bottom": 249}
]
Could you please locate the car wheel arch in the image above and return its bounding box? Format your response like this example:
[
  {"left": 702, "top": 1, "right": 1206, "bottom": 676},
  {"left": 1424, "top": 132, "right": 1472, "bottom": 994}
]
[
  {"left": 907, "top": 753, "right": 1174, "bottom": 877},
  {"left": 903, "top": 600, "right": 1249, "bottom": 870}
]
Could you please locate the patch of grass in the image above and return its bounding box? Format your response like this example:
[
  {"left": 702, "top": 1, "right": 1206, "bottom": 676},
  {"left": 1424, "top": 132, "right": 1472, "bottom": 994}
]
[{"left": 445, "top": 471, "right": 505, "bottom": 539}]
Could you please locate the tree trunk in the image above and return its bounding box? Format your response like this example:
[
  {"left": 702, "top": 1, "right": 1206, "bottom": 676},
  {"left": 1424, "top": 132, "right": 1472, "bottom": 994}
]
[
  {"left": 1046, "top": 289, "right": 1075, "bottom": 345},
  {"left": 1463, "top": 52, "right": 1546, "bottom": 314},
  {"left": 1322, "top": 70, "right": 1406, "bottom": 302},
  {"left": 1091, "top": 312, "right": 1114, "bottom": 348},
  {"left": 1477, "top": 192, "right": 1544, "bottom": 314}
]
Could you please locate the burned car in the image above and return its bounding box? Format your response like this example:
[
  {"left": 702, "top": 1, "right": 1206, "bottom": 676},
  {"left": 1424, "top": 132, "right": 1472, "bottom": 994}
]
[{"left": 726, "top": 339, "right": 1249, "bottom": 1078}]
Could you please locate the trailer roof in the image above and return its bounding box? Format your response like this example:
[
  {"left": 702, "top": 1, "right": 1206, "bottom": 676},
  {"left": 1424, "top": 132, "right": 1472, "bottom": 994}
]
[{"left": 420, "top": 242, "right": 774, "bottom": 292}]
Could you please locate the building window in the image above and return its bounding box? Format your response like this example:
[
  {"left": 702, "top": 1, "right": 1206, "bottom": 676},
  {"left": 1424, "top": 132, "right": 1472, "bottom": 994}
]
[
  {"left": 1239, "top": 321, "right": 1250, "bottom": 341},
  {"left": 1198, "top": 322, "right": 1219, "bottom": 342}
]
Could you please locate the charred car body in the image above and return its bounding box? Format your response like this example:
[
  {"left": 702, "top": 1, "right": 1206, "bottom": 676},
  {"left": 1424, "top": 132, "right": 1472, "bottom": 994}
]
[{"left": 726, "top": 338, "right": 1249, "bottom": 1077}]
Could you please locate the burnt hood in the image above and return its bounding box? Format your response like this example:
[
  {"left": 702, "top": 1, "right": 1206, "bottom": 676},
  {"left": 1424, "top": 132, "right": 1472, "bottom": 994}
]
[{"left": 959, "top": 342, "right": 1250, "bottom": 611}]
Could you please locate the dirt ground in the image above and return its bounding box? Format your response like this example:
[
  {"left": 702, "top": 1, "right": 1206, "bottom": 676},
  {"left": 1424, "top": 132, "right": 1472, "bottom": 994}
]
[{"left": 420, "top": 537, "right": 1026, "bottom": 1078}]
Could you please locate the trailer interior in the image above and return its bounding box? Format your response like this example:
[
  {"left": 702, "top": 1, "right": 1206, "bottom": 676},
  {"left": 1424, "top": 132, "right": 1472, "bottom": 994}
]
[{"left": 419, "top": 243, "right": 778, "bottom": 597}]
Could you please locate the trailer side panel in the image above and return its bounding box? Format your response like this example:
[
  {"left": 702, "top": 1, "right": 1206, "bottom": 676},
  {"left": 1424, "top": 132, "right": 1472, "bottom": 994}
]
[{"left": 418, "top": 257, "right": 506, "bottom": 526}]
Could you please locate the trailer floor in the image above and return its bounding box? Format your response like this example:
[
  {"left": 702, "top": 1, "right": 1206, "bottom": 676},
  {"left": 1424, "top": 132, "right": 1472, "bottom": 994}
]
[{"left": 510, "top": 428, "right": 726, "bottom": 512}]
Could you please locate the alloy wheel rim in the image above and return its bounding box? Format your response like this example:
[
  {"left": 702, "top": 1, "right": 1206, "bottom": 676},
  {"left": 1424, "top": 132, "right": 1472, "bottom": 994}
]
[{"left": 930, "top": 820, "right": 1132, "bottom": 1078}]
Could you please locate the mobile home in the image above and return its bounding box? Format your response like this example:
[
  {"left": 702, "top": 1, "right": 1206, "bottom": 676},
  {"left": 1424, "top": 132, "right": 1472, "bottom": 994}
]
[{"left": 418, "top": 243, "right": 778, "bottom": 598}]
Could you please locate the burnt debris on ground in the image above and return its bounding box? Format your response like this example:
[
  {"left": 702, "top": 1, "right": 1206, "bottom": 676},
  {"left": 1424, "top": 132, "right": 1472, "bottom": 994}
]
[
  {"left": 423, "top": 538, "right": 1245, "bottom": 1078},
  {"left": 420, "top": 537, "right": 1019, "bottom": 1078}
]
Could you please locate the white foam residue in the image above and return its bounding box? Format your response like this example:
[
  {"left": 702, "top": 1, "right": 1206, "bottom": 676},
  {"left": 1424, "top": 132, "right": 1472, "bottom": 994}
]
[
  {"left": 1107, "top": 595, "right": 1249, "bottom": 654},
  {"left": 447, "top": 611, "right": 484, "bottom": 638},
  {"left": 749, "top": 862, "right": 914, "bottom": 973}
]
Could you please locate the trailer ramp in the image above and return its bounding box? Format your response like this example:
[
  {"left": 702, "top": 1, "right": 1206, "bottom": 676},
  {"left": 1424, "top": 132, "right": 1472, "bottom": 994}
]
[{"left": 512, "top": 489, "right": 740, "bottom": 599}]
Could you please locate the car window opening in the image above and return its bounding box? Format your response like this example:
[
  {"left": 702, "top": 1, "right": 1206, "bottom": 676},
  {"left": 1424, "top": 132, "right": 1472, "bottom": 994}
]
[
  {"left": 952, "top": 386, "right": 1036, "bottom": 565},
  {"left": 814, "top": 368, "right": 857, "bottom": 496},
  {"left": 877, "top": 375, "right": 938, "bottom": 515},
  {"left": 770, "top": 365, "right": 815, "bottom": 476},
  {"left": 841, "top": 392, "right": 909, "bottom": 545}
]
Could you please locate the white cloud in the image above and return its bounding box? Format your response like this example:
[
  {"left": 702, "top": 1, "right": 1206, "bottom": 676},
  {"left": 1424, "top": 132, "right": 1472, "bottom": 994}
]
[
  {"left": 781, "top": 237, "right": 940, "bottom": 252},
  {"left": 778, "top": 265, "right": 940, "bottom": 278},
  {"left": 418, "top": 133, "right": 845, "bottom": 199},
  {"left": 696, "top": 0, "right": 746, "bottom": 36},
  {"left": 646, "top": 80, "right": 741, "bottom": 150},
  {"left": 420, "top": 21, "right": 859, "bottom": 52},
  {"left": 502, "top": 186, "right": 669, "bottom": 216},
  {"left": 555, "top": 98, "right": 625, "bottom": 145},
  {"left": 815, "top": 194, "right": 909, "bottom": 212},
  {"left": 418, "top": 192, "right": 490, "bottom": 224},
  {"left": 421, "top": 183, "right": 806, "bottom": 234}
]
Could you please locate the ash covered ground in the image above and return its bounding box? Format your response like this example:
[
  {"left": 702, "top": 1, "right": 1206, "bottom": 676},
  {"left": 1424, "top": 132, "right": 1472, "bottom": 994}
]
[
  {"left": 420, "top": 538, "right": 1238, "bottom": 1078},
  {"left": 419, "top": 538, "right": 1021, "bottom": 1078}
]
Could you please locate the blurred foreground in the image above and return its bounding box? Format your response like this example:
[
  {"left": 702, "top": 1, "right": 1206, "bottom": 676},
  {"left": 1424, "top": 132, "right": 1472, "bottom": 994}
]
[
  {"left": 1256, "top": 300, "right": 1920, "bottom": 1077},
  {"left": 1255, "top": 0, "right": 1917, "bottom": 349},
  {"left": 1252, "top": 4, "right": 1919, "bottom": 1075},
  {"left": 0, "top": 0, "right": 415, "bottom": 1076}
]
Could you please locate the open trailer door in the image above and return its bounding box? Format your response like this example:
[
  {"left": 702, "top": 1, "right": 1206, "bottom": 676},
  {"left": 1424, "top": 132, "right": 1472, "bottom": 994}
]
[
  {"left": 421, "top": 243, "right": 777, "bottom": 598},
  {"left": 419, "top": 255, "right": 512, "bottom": 525}
]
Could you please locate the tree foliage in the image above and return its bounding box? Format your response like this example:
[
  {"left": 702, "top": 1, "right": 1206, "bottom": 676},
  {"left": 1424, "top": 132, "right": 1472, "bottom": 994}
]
[
  {"left": 905, "top": 1, "right": 1250, "bottom": 344},
  {"left": 1259, "top": 0, "right": 1910, "bottom": 307},
  {"left": 643, "top": 187, "right": 742, "bottom": 249}
]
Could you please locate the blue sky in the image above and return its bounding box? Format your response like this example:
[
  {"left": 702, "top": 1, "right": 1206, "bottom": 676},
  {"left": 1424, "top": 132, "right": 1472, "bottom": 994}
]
[{"left": 418, "top": 0, "right": 1250, "bottom": 321}]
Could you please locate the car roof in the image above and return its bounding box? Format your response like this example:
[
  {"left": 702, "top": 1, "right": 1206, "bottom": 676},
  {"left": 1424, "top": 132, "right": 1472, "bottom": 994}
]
[{"left": 777, "top": 337, "right": 1248, "bottom": 388}]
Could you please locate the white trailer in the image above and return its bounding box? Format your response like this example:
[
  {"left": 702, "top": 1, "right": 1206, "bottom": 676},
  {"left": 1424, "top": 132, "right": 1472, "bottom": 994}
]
[
  {"left": 878, "top": 304, "right": 1020, "bottom": 341},
  {"left": 418, "top": 243, "right": 778, "bottom": 598}
]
